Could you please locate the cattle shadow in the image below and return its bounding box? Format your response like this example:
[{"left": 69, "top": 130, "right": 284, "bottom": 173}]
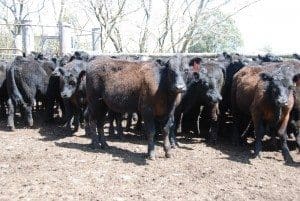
[
  {"left": 54, "top": 141, "right": 148, "bottom": 166},
  {"left": 36, "top": 115, "right": 76, "bottom": 141},
  {"left": 203, "top": 134, "right": 299, "bottom": 165}
]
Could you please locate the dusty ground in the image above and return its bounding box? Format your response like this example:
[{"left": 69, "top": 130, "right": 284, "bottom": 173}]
[{"left": 0, "top": 117, "right": 299, "bottom": 201}]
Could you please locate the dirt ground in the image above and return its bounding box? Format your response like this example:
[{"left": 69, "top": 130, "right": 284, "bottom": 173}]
[{"left": 0, "top": 117, "right": 299, "bottom": 201}]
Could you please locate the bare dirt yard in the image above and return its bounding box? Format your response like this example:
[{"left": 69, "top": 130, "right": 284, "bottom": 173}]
[{"left": 0, "top": 116, "right": 299, "bottom": 201}]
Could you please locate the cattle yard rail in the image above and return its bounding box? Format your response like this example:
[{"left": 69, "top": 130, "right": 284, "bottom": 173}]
[{"left": 0, "top": 51, "right": 297, "bottom": 62}]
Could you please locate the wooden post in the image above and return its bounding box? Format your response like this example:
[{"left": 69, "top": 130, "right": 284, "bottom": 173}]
[
  {"left": 58, "top": 22, "right": 72, "bottom": 56},
  {"left": 92, "top": 28, "right": 101, "bottom": 52},
  {"left": 21, "top": 20, "right": 34, "bottom": 55}
]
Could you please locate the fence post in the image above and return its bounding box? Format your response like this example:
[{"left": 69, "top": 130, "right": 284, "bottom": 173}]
[
  {"left": 58, "top": 22, "right": 72, "bottom": 56},
  {"left": 92, "top": 28, "right": 101, "bottom": 52},
  {"left": 21, "top": 20, "right": 34, "bottom": 55}
]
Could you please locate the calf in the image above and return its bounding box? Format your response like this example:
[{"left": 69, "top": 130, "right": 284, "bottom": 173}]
[
  {"left": 6, "top": 56, "right": 56, "bottom": 129},
  {"left": 52, "top": 58, "right": 88, "bottom": 132},
  {"left": 173, "top": 59, "right": 224, "bottom": 144},
  {"left": 84, "top": 58, "right": 186, "bottom": 159},
  {"left": 231, "top": 66, "right": 295, "bottom": 163}
]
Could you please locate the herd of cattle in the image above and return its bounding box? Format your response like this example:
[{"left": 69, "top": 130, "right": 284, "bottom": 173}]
[{"left": 1, "top": 51, "right": 300, "bottom": 163}]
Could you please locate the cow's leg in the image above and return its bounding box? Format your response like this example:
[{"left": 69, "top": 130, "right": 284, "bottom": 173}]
[
  {"left": 45, "top": 96, "right": 55, "bottom": 122},
  {"left": 253, "top": 117, "right": 264, "bottom": 159},
  {"left": 115, "top": 113, "right": 124, "bottom": 139},
  {"left": 63, "top": 99, "right": 73, "bottom": 129},
  {"left": 125, "top": 113, "right": 132, "bottom": 131},
  {"left": 232, "top": 113, "right": 243, "bottom": 146},
  {"left": 134, "top": 112, "right": 142, "bottom": 132},
  {"left": 85, "top": 103, "right": 108, "bottom": 149},
  {"left": 170, "top": 107, "right": 181, "bottom": 148},
  {"left": 278, "top": 114, "right": 294, "bottom": 164},
  {"left": 73, "top": 106, "right": 80, "bottom": 132},
  {"left": 59, "top": 98, "right": 66, "bottom": 120},
  {"left": 107, "top": 110, "right": 115, "bottom": 136},
  {"left": 209, "top": 103, "right": 219, "bottom": 144},
  {"left": 7, "top": 98, "right": 15, "bottom": 130},
  {"left": 142, "top": 109, "right": 156, "bottom": 159},
  {"left": 163, "top": 117, "right": 172, "bottom": 158},
  {"left": 95, "top": 105, "right": 109, "bottom": 149},
  {"left": 210, "top": 120, "right": 218, "bottom": 144},
  {"left": 0, "top": 101, "right": 6, "bottom": 118},
  {"left": 24, "top": 104, "right": 33, "bottom": 127}
]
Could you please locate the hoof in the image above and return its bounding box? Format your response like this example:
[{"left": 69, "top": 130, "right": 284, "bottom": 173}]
[
  {"left": 117, "top": 135, "right": 124, "bottom": 141},
  {"left": 148, "top": 152, "right": 155, "bottom": 160},
  {"left": 284, "top": 156, "right": 294, "bottom": 165},
  {"left": 7, "top": 125, "right": 15, "bottom": 131},
  {"left": 148, "top": 155, "right": 155, "bottom": 160},
  {"left": 89, "top": 142, "right": 102, "bottom": 150},
  {"left": 28, "top": 120, "right": 34, "bottom": 127},
  {"left": 209, "top": 138, "right": 217, "bottom": 145},
  {"left": 165, "top": 152, "right": 172, "bottom": 158},
  {"left": 101, "top": 142, "right": 109, "bottom": 149},
  {"left": 73, "top": 126, "right": 79, "bottom": 133},
  {"left": 251, "top": 152, "right": 261, "bottom": 159}
]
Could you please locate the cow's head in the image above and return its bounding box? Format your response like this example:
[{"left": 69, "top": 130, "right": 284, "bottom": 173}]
[
  {"left": 198, "top": 67, "right": 222, "bottom": 104},
  {"left": 159, "top": 58, "right": 186, "bottom": 93},
  {"left": 59, "top": 69, "right": 86, "bottom": 99},
  {"left": 52, "top": 67, "right": 85, "bottom": 99},
  {"left": 260, "top": 70, "right": 293, "bottom": 106}
]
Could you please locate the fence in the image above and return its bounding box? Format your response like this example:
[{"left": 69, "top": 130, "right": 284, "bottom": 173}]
[
  {"left": 0, "top": 21, "right": 101, "bottom": 58},
  {"left": 0, "top": 22, "right": 297, "bottom": 61}
]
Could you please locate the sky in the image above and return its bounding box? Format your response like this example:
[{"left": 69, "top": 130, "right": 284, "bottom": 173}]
[
  {"left": 230, "top": 0, "right": 300, "bottom": 54},
  {"left": 2, "top": 0, "right": 299, "bottom": 54}
]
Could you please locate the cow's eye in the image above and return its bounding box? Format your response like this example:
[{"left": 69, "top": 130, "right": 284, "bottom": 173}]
[{"left": 69, "top": 80, "right": 76, "bottom": 86}]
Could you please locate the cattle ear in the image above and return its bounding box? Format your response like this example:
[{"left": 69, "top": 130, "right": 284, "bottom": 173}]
[
  {"left": 78, "top": 70, "right": 86, "bottom": 82},
  {"left": 52, "top": 67, "right": 64, "bottom": 77},
  {"left": 156, "top": 59, "right": 163, "bottom": 65},
  {"left": 156, "top": 59, "right": 167, "bottom": 67},
  {"left": 69, "top": 56, "right": 75, "bottom": 62},
  {"left": 260, "top": 72, "right": 273, "bottom": 81},
  {"left": 51, "top": 58, "right": 57, "bottom": 65},
  {"left": 293, "top": 74, "right": 300, "bottom": 83}
]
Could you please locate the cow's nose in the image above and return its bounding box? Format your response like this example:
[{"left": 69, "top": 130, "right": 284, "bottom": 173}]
[
  {"left": 61, "top": 93, "right": 68, "bottom": 99},
  {"left": 277, "top": 97, "right": 288, "bottom": 106},
  {"left": 176, "top": 84, "right": 187, "bottom": 92}
]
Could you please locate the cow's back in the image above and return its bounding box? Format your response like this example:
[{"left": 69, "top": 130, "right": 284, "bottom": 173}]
[
  {"left": 231, "top": 66, "right": 263, "bottom": 115},
  {"left": 86, "top": 59, "right": 157, "bottom": 113}
]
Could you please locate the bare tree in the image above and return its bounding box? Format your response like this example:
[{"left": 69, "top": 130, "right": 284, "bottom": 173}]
[
  {"left": 138, "top": 0, "right": 152, "bottom": 53},
  {"left": 0, "top": 0, "right": 46, "bottom": 49},
  {"left": 88, "top": 0, "right": 129, "bottom": 52}
]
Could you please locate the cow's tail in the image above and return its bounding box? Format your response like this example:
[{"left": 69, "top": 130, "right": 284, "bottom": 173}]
[{"left": 6, "top": 63, "right": 25, "bottom": 106}]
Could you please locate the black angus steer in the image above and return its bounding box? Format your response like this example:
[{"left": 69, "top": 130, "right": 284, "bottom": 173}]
[
  {"left": 231, "top": 66, "right": 296, "bottom": 163},
  {"left": 172, "top": 59, "right": 224, "bottom": 145},
  {"left": 84, "top": 58, "right": 186, "bottom": 159},
  {"left": 6, "top": 56, "right": 55, "bottom": 130},
  {"left": 52, "top": 59, "right": 88, "bottom": 132}
]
